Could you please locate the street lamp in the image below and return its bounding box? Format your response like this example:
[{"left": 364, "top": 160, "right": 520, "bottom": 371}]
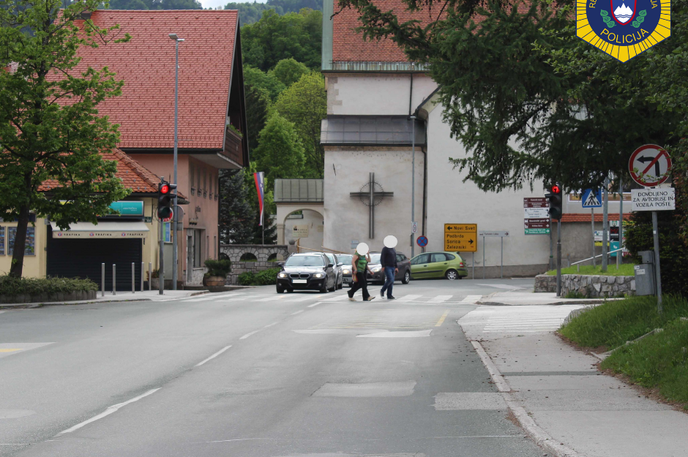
[{"left": 169, "top": 33, "right": 184, "bottom": 290}]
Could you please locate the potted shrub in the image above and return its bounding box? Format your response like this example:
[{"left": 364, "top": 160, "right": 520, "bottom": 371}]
[{"left": 203, "top": 259, "right": 231, "bottom": 287}]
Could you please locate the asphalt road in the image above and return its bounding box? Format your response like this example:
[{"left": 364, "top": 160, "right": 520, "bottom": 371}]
[{"left": 0, "top": 278, "right": 542, "bottom": 457}]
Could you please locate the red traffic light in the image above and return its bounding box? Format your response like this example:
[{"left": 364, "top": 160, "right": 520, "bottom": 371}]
[
  {"left": 551, "top": 184, "right": 561, "bottom": 194},
  {"left": 160, "top": 184, "right": 170, "bottom": 194}
]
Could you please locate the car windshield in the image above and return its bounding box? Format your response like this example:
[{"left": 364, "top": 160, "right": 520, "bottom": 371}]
[
  {"left": 285, "top": 256, "right": 324, "bottom": 267},
  {"left": 369, "top": 253, "right": 381, "bottom": 264},
  {"left": 338, "top": 254, "right": 352, "bottom": 264}
]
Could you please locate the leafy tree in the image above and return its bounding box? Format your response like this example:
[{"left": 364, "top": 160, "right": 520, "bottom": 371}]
[
  {"left": 0, "top": 0, "right": 131, "bottom": 278},
  {"left": 270, "top": 58, "right": 310, "bottom": 87},
  {"left": 245, "top": 84, "right": 271, "bottom": 152},
  {"left": 244, "top": 64, "right": 286, "bottom": 101},
  {"left": 241, "top": 8, "right": 322, "bottom": 71},
  {"left": 218, "top": 170, "right": 256, "bottom": 244},
  {"left": 274, "top": 72, "right": 326, "bottom": 177},
  {"left": 252, "top": 114, "right": 306, "bottom": 185},
  {"left": 107, "top": 0, "right": 202, "bottom": 9},
  {"left": 224, "top": 0, "right": 323, "bottom": 26},
  {"left": 335, "top": 0, "right": 675, "bottom": 193}
]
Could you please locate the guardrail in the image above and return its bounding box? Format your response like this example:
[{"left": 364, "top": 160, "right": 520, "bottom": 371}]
[{"left": 571, "top": 248, "right": 624, "bottom": 272}]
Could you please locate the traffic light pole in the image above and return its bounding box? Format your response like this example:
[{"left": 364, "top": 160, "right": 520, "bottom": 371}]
[
  {"left": 159, "top": 178, "right": 165, "bottom": 295},
  {"left": 556, "top": 219, "right": 562, "bottom": 297},
  {"left": 172, "top": 38, "right": 180, "bottom": 291}
]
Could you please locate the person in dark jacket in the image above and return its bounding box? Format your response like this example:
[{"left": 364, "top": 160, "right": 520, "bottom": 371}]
[{"left": 380, "top": 235, "right": 398, "bottom": 299}]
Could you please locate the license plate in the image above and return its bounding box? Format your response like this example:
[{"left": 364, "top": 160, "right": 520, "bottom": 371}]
[{"left": 292, "top": 279, "right": 307, "bottom": 284}]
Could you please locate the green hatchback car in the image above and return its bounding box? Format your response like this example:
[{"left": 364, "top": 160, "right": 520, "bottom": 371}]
[{"left": 410, "top": 251, "right": 468, "bottom": 280}]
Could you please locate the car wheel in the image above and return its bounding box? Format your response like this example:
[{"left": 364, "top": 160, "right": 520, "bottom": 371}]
[
  {"left": 445, "top": 269, "right": 459, "bottom": 280},
  {"left": 286, "top": 288, "right": 294, "bottom": 293},
  {"left": 402, "top": 270, "right": 411, "bottom": 284},
  {"left": 276, "top": 285, "right": 284, "bottom": 294},
  {"left": 320, "top": 280, "right": 328, "bottom": 293}
]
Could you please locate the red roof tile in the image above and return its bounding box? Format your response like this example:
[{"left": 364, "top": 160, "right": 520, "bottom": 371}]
[
  {"left": 561, "top": 213, "right": 633, "bottom": 223},
  {"left": 71, "top": 10, "right": 238, "bottom": 150},
  {"left": 333, "top": 1, "right": 427, "bottom": 62},
  {"left": 39, "top": 149, "right": 185, "bottom": 197}
]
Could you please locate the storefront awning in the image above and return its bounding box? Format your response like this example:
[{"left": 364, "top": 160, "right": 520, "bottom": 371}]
[{"left": 50, "top": 221, "right": 150, "bottom": 239}]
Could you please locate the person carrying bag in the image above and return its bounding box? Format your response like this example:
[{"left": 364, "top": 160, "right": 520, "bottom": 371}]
[{"left": 348, "top": 242, "right": 375, "bottom": 302}]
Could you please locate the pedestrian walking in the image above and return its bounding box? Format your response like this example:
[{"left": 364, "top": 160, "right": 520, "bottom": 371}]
[
  {"left": 348, "top": 242, "right": 375, "bottom": 302},
  {"left": 380, "top": 235, "right": 398, "bottom": 299}
]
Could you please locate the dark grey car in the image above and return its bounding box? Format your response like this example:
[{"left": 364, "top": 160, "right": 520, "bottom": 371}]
[
  {"left": 366, "top": 252, "right": 412, "bottom": 285},
  {"left": 276, "top": 253, "right": 337, "bottom": 293}
]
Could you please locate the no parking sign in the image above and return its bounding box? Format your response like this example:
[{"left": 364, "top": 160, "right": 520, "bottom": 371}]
[{"left": 416, "top": 236, "right": 428, "bottom": 247}]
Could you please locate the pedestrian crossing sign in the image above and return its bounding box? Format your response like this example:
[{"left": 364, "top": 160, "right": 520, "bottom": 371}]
[{"left": 581, "top": 189, "right": 602, "bottom": 208}]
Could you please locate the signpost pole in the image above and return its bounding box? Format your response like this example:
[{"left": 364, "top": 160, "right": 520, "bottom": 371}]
[
  {"left": 602, "top": 178, "right": 609, "bottom": 272},
  {"left": 652, "top": 211, "right": 663, "bottom": 312},
  {"left": 549, "top": 222, "right": 554, "bottom": 270},
  {"left": 482, "top": 235, "right": 486, "bottom": 279},
  {"left": 591, "top": 208, "right": 595, "bottom": 267},
  {"left": 159, "top": 211, "right": 164, "bottom": 295},
  {"left": 618, "top": 180, "right": 623, "bottom": 269},
  {"left": 500, "top": 237, "right": 503, "bottom": 279},
  {"left": 472, "top": 252, "right": 475, "bottom": 279},
  {"left": 556, "top": 220, "right": 562, "bottom": 297}
]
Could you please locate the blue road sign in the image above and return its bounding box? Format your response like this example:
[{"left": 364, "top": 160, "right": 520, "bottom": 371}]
[
  {"left": 581, "top": 189, "right": 602, "bottom": 208},
  {"left": 417, "top": 235, "right": 428, "bottom": 247}
]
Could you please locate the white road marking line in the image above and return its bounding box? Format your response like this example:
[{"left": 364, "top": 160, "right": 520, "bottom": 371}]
[
  {"left": 320, "top": 295, "right": 349, "bottom": 302},
  {"left": 263, "top": 322, "right": 279, "bottom": 328},
  {"left": 291, "top": 310, "right": 305, "bottom": 315},
  {"left": 307, "top": 302, "right": 323, "bottom": 308},
  {"left": 55, "top": 388, "right": 160, "bottom": 436},
  {"left": 397, "top": 294, "right": 422, "bottom": 302},
  {"left": 239, "top": 330, "right": 261, "bottom": 340},
  {"left": 186, "top": 293, "right": 247, "bottom": 302},
  {"left": 428, "top": 295, "right": 453, "bottom": 303},
  {"left": 461, "top": 295, "right": 482, "bottom": 304},
  {"left": 195, "top": 345, "right": 232, "bottom": 367}
]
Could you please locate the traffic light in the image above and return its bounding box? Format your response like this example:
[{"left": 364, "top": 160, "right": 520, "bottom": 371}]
[
  {"left": 157, "top": 180, "right": 176, "bottom": 220},
  {"left": 546, "top": 184, "right": 563, "bottom": 220}
]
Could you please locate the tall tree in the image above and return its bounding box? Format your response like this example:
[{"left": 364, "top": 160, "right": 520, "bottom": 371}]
[
  {"left": 244, "top": 64, "right": 286, "bottom": 101},
  {"left": 270, "top": 57, "right": 310, "bottom": 87},
  {"left": 0, "top": 0, "right": 131, "bottom": 278},
  {"left": 241, "top": 8, "right": 322, "bottom": 71},
  {"left": 218, "top": 170, "right": 256, "bottom": 244},
  {"left": 252, "top": 114, "right": 306, "bottom": 185},
  {"left": 274, "top": 71, "right": 326, "bottom": 177},
  {"left": 335, "top": 0, "right": 675, "bottom": 193},
  {"left": 244, "top": 84, "right": 271, "bottom": 152}
]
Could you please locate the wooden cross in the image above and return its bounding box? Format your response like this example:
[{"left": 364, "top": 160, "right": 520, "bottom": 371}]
[{"left": 350, "top": 172, "right": 393, "bottom": 239}]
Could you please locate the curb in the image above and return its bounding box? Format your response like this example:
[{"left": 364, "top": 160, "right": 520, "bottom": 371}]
[
  {"left": 0, "top": 290, "right": 210, "bottom": 309},
  {"left": 470, "top": 340, "right": 584, "bottom": 457}
]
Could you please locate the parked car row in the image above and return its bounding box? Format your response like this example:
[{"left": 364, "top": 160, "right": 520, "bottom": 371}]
[{"left": 275, "top": 250, "right": 468, "bottom": 293}]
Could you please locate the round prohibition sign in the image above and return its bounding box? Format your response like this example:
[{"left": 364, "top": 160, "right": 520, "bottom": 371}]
[
  {"left": 629, "top": 144, "right": 672, "bottom": 187},
  {"left": 416, "top": 235, "right": 428, "bottom": 247}
]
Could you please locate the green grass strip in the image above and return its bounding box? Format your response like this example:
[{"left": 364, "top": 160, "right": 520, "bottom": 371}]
[
  {"left": 601, "top": 318, "right": 688, "bottom": 407},
  {"left": 559, "top": 295, "right": 688, "bottom": 349},
  {"left": 545, "top": 264, "right": 636, "bottom": 276}
]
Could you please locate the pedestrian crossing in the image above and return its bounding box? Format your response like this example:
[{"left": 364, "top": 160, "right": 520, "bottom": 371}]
[
  {"left": 181, "top": 291, "right": 483, "bottom": 306},
  {"left": 459, "top": 305, "right": 583, "bottom": 336}
]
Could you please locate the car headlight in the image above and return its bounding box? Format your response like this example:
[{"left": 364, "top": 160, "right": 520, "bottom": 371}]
[
  {"left": 371, "top": 266, "right": 382, "bottom": 273},
  {"left": 313, "top": 272, "right": 325, "bottom": 279},
  {"left": 278, "top": 272, "right": 288, "bottom": 278},
  {"left": 342, "top": 268, "right": 351, "bottom": 275}
]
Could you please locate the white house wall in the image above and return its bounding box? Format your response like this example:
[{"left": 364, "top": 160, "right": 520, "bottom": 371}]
[
  {"left": 425, "top": 106, "right": 551, "bottom": 276},
  {"left": 327, "top": 73, "right": 437, "bottom": 116},
  {"left": 324, "top": 147, "right": 425, "bottom": 257}
]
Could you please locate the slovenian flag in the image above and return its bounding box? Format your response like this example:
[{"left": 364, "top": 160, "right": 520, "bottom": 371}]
[{"left": 253, "top": 171, "right": 265, "bottom": 226}]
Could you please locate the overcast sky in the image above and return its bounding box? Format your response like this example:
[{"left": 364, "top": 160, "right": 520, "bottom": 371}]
[{"left": 199, "top": 0, "right": 268, "bottom": 9}]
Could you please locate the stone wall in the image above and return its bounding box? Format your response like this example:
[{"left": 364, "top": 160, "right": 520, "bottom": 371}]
[
  {"left": 219, "top": 244, "right": 290, "bottom": 285},
  {"left": 535, "top": 274, "right": 635, "bottom": 298}
]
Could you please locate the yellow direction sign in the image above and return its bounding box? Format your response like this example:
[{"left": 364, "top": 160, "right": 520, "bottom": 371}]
[{"left": 444, "top": 223, "right": 477, "bottom": 252}]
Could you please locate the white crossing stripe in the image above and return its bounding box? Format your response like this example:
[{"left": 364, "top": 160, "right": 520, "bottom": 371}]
[
  {"left": 397, "top": 294, "right": 422, "bottom": 302},
  {"left": 461, "top": 295, "right": 482, "bottom": 304},
  {"left": 185, "top": 292, "right": 247, "bottom": 302},
  {"left": 428, "top": 295, "right": 453, "bottom": 303}
]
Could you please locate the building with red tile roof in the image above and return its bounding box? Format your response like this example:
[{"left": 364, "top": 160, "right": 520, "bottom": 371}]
[{"left": 19, "top": 9, "right": 250, "bottom": 288}]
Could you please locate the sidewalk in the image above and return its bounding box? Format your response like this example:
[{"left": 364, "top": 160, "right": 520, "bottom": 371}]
[
  {"left": 461, "top": 290, "right": 688, "bottom": 457},
  {"left": 0, "top": 289, "right": 210, "bottom": 308}
]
